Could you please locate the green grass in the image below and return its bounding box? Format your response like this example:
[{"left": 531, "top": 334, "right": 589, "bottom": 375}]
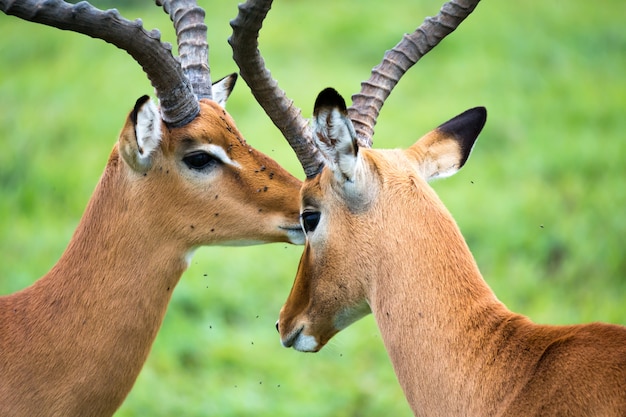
[{"left": 1, "top": 0, "right": 625, "bottom": 415}]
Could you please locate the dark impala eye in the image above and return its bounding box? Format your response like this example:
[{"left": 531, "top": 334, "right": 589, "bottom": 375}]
[
  {"left": 301, "top": 211, "right": 321, "bottom": 233},
  {"left": 183, "top": 151, "right": 218, "bottom": 170}
]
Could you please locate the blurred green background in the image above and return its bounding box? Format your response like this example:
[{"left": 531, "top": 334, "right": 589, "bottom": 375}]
[{"left": 1, "top": 0, "right": 624, "bottom": 415}]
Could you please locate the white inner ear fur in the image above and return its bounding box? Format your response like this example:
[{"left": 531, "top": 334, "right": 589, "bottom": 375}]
[
  {"left": 134, "top": 99, "right": 162, "bottom": 169},
  {"left": 211, "top": 74, "right": 236, "bottom": 108},
  {"left": 313, "top": 107, "right": 359, "bottom": 182},
  {"left": 313, "top": 107, "right": 374, "bottom": 208}
]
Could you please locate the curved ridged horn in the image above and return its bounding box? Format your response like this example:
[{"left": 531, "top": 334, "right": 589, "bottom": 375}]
[
  {"left": 229, "top": 0, "right": 481, "bottom": 175},
  {"left": 349, "top": 0, "right": 482, "bottom": 147},
  {"left": 1, "top": 0, "right": 199, "bottom": 127},
  {"left": 157, "top": 0, "right": 212, "bottom": 100},
  {"left": 229, "top": 0, "right": 325, "bottom": 178}
]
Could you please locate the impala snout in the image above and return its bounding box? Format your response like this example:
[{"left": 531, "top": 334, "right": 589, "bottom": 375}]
[
  {"left": 276, "top": 297, "right": 340, "bottom": 353},
  {"left": 280, "top": 225, "right": 306, "bottom": 245},
  {"left": 276, "top": 318, "right": 325, "bottom": 352}
]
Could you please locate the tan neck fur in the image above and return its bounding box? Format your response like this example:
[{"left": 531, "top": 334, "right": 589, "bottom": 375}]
[
  {"left": 365, "top": 168, "right": 626, "bottom": 416},
  {"left": 0, "top": 150, "right": 189, "bottom": 416},
  {"left": 278, "top": 98, "right": 626, "bottom": 416}
]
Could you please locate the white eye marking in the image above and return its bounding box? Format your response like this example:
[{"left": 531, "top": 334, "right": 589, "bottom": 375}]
[{"left": 205, "top": 144, "right": 239, "bottom": 168}]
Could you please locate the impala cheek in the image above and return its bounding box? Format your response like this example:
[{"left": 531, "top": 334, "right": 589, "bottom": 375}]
[{"left": 333, "top": 301, "right": 372, "bottom": 331}]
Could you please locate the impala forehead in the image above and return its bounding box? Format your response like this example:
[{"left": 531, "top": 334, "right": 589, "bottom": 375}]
[
  {"left": 301, "top": 161, "right": 377, "bottom": 214},
  {"left": 301, "top": 168, "right": 335, "bottom": 208},
  {"left": 171, "top": 101, "right": 247, "bottom": 146},
  {"left": 301, "top": 178, "right": 323, "bottom": 208}
]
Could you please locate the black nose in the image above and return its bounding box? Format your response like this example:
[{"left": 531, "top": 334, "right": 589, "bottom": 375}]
[{"left": 275, "top": 320, "right": 280, "bottom": 333}]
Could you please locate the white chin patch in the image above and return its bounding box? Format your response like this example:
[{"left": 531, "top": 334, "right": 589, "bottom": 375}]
[
  {"left": 214, "top": 239, "right": 266, "bottom": 247},
  {"left": 293, "top": 334, "right": 319, "bottom": 352},
  {"left": 283, "top": 227, "right": 305, "bottom": 245},
  {"left": 184, "top": 248, "right": 197, "bottom": 268}
]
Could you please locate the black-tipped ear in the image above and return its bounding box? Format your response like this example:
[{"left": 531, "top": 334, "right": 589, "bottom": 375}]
[
  {"left": 130, "top": 95, "right": 151, "bottom": 125},
  {"left": 314, "top": 88, "right": 347, "bottom": 114},
  {"left": 311, "top": 87, "right": 360, "bottom": 183},
  {"left": 214, "top": 72, "right": 238, "bottom": 91},
  {"left": 437, "top": 107, "right": 487, "bottom": 168},
  {"left": 212, "top": 73, "right": 238, "bottom": 107}
]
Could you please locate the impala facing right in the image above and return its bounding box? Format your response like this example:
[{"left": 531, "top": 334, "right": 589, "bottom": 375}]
[{"left": 230, "top": 0, "right": 626, "bottom": 416}]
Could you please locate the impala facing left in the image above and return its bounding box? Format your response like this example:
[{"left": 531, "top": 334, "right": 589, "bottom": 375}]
[{"left": 229, "top": 0, "right": 626, "bottom": 416}]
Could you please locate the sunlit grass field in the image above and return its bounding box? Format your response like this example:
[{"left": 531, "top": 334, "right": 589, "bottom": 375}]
[{"left": 1, "top": 0, "right": 624, "bottom": 415}]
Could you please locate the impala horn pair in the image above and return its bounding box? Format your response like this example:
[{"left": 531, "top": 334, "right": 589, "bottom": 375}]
[
  {"left": 229, "top": 0, "right": 481, "bottom": 177},
  {"left": 1, "top": 0, "right": 222, "bottom": 128},
  {"left": 2, "top": 0, "right": 481, "bottom": 174}
]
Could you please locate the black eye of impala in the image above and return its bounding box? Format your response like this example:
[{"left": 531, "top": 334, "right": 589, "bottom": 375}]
[
  {"left": 301, "top": 211, "right": 321, "bottom": 233},
  {"left": 183, "top": 151, "right": 218, "bottom": 170}
]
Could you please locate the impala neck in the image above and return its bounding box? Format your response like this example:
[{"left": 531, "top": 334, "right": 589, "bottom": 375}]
[
  {"left": 368, "top": 183, "right": 514, "bottom": 416},
  {"left": 5, "top": 148, "right": 189, "bottom": 415}
]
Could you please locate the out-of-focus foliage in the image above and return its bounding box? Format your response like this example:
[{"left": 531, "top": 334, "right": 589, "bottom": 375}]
[{"left": 0, "top": 0, "right": 624, "bottom": 416}]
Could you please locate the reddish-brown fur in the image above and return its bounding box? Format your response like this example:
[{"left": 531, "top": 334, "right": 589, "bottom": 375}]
[
  {"left": 0, "top": 99, "right": 303, "bottom": 416},
  {"left": 278, "top": 97, "right": 626, "bottom": 416}
]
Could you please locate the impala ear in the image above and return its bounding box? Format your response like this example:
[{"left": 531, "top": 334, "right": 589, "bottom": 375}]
[
  {"left": 311, "top": 88, "right": 374, "bottom": 207},
  {"left": 211, "top": 73, "right": 238, "bottom": 108},
  {"left": 119, "top": 95, "right": 162, "bottom": 173},
  {"left": 311, "top": 88, "right": 359, "bottom": 182},
  {"left": 409, "top": 107, "right": 487, "bottom": 181}
]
